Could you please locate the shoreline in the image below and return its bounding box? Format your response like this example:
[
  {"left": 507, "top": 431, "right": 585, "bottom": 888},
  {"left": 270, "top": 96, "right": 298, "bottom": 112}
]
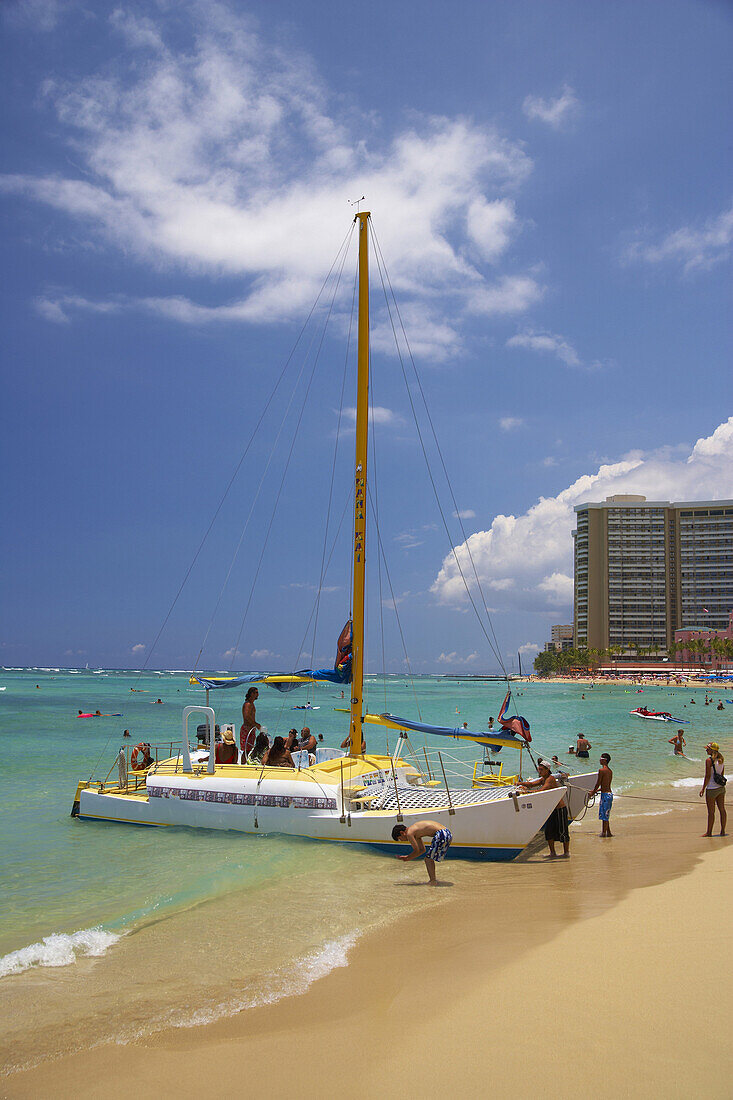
[
  {"left": 7, "top": 789, "right": 731, "bottom": 1098},
  {"left": 522, "top": 674, "right": 719, "bottom": 686}
]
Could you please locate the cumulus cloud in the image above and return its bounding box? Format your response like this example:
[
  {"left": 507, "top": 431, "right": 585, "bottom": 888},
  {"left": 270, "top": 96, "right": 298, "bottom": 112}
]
[
  {"left": 506, "top": 328, "right": 600, "bottom": 370},
  {"left": 522, "top": 85, "right": 579, "bottom": 129},
  {"left": 626, "top": 203, "right": 733, "bottom": 274},
  {"left": 432, "top": 417, "right": 733, "bottom": 613},
  {"left": 251, "top": 648, "right": 278, "bottom": 660},
  {"left": 0, "top": 2, "right": 543, "bottom": 359},
  {"left": 466, "top": 198, "right": 518, "bottom": 262},
  {"left": 517, "top": 642, "right": 540, "bottom": 656},
  {"left": 436, "top": 651, "right": 480, "bottom": 665},
  {"left": 453, "top": 508, "right": 476, "bottom": 519},
  {"left": 499, "top": 416, "right": 524, "bottom": 431},
  {"left": 131, "top": 643, "right": 146, "bottom": 653}
]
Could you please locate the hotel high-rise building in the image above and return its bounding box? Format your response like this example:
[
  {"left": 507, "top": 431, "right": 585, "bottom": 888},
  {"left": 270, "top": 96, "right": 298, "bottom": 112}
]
[
  {"left": 544, "top": 624, "right": 574, "bottom": 653},
  {"left": 573, "top": 496, "right": 733, "bottom": 652}
]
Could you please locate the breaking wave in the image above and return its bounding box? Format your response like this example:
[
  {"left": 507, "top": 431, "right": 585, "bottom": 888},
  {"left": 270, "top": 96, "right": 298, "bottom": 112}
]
[{"left": 0, "top": 928, "right": 122, "bottom": 979}]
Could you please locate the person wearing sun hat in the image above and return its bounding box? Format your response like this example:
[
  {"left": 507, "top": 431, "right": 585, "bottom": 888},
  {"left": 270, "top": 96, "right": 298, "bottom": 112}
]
[
  {"left": 216, "top": 727, "right": 238, "bottom": 765},
  {"left": 700, "top": 742, "right": 726, "bottom": 837}
]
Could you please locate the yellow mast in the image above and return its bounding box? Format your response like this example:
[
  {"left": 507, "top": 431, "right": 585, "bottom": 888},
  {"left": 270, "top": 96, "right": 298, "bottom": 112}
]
[{"left": 349, "top": 211, "right": 370, "bottom": 756}]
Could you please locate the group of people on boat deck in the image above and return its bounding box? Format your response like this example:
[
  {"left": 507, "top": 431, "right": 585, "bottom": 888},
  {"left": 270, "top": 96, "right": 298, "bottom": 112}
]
[
  {"left": 230, "top": 725, "right": 320, "bottom": 768},
  {"left": 236, "top": 684, "right": 364, "bottom": 765}
]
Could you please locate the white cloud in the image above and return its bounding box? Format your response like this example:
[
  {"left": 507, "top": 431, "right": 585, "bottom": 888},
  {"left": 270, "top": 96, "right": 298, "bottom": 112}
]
[
  {"left": 466, "top": 198, "right": 518, "bottom": 262},
  {"left": 0, "top": 3, "right": 542, "bottom": 359},
  {"left": 432, "top": 416, "right": 733, "bottom": 613},
  {"left": 251, "top": 648, "right": 278, "bottom": 660},
  {"left": 542, "top": 456, "right": 558, "bottom": 467},
  {"left": 518, "top": 642, "right": 541, "bottom": 656},
  {"left": 436, "top": 651, "right": 480, "bottom": 665},
  {"left": 537, "top": 572, "right": 574, "bottom": 605},
  {"left": 395, "top": 532, "right": 423, "bottom": 550},
  {"left": 131, "top": 643, "right": 146, "bottom": 653},
  {"left": 626, "top": 203, "right": 733, "bottom": 274},
  {"left": 370, "top": 301, "right": 465, "bottom": 364},
  {"left": 506, "top": 328, "right": 600, "bottom": 370},
  {"left": 285, "top": 582, "right": 341, "bottom": 593},
  {"left": 453, "top": 509, "right": 476, "bottom": 519},
  {"left": 382, "top": 590, "right": 412, "bottom": 609},
  {"left": 35, "top": 297, "right": 71, "bottom": 323},
  {"left": 499, "top": 416, "right": 524, "bottom": 431},
  {"left": 466, "top": 274, "right": 544, "bottom": 316},
  {"left": 342, "top": 406, "right": 402, "bottom": 426},
  {"left": 522, "top": 85, "right": 579, "bottom": 129}
]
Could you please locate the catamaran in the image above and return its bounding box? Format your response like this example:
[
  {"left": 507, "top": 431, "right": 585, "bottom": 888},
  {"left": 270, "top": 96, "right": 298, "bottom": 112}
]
[{"left": 71, "top": 213, "right": 595, "bottom": 859}]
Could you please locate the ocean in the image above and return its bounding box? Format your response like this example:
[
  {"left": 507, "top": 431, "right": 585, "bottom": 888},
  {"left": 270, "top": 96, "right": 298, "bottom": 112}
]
[{"left": 1, "top": 666, "right": 730, "bottom": 1073}]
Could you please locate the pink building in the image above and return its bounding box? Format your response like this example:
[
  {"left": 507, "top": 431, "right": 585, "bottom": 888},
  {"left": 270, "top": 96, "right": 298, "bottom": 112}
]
[{"left": 674, "top": 610, "right": 733, "bottom": 669}]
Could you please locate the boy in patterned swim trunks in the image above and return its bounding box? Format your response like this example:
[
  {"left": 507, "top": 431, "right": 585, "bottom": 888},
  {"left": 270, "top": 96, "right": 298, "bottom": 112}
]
[
  {"left": 589, "top": 753, "right": 614, "bottom": 837},
  {"left": 391, "top": 819, "right": 452, "bottom": 885}
]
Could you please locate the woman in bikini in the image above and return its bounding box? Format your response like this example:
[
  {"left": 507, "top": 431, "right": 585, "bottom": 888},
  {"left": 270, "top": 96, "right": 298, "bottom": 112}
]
[{"left": 700, "top": 742, "right": 726, "bottom": 837}]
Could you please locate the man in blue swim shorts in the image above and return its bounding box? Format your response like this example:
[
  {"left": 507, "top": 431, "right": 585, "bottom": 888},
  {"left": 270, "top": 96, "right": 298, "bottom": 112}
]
[
  {"left": 589, "top": 753, "right": 614, "bottom": 838},
  {"left": 391, "top": 819, "right": 452, "bottom": 885}
]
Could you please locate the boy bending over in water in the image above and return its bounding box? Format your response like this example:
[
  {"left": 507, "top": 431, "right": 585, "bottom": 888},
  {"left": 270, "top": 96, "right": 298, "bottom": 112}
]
[{"left": 391, "top": 820, "right": 452, "bottom": 885}]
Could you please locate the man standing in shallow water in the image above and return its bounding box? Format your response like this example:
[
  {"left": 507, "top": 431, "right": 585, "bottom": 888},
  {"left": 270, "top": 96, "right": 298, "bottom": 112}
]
[
  {"left": 392, "top": 820, "right": 452, "bottom": 885},
  {"left": 589, "top": 753, "right": 614, "bottom": 837},
  {"left": 517, "top": 762, "right": 569, "bottom": 857}
]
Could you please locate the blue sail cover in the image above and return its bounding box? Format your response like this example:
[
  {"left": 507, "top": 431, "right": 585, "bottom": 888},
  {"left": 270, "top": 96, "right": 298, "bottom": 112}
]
[
  {"left": 373, "top": 713, "right": 528, "bottom": 748},
  {"left": 191, "top": 620, "right": 353, "bottom": 693}
]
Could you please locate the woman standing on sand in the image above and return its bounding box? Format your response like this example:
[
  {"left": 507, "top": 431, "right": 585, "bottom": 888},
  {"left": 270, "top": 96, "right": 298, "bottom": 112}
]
[{"left": 700, "top": 742, "right": 726, "bottom": 837}]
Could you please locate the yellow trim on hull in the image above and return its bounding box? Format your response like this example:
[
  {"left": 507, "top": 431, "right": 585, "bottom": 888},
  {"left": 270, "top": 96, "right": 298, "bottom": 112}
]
[{"left": 78, "top": 814, "right": 169, "bottom": 826}]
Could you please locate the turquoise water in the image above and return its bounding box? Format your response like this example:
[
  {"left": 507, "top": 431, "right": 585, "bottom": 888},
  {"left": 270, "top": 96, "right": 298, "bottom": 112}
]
[
  {"left": 1, "top": 666, "right": 730, "bottom": 958},
  {"left": 1, "top": 666, "right": 731, "bottom": 1070}
]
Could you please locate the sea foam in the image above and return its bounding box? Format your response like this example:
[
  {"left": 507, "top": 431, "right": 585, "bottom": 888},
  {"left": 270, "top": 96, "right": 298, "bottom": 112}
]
[
  {"left": 136, "top": 931, "right": 358, "bottom": 1037},
  {"left": 0, "top": 928, "right": 121, "bottom": 979}
]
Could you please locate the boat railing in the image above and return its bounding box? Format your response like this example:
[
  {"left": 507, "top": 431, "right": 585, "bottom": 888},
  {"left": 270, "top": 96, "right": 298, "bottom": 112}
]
[
  {"left": 401, "top": 744, "right": 501, "bottom": 789},
  {"left": 94, "top": 741, "right": 190, "bottom": 791}
]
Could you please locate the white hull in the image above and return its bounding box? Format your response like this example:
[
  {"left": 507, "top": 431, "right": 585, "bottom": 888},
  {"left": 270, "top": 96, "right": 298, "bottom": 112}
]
[{"left": 77, "top": 758, "right": 575, "bottom": 862}]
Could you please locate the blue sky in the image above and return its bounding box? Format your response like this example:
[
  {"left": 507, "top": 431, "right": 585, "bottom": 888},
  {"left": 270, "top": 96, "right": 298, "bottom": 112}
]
[{"left": 1, "top": 0, "right": 731, "bottom": 672}]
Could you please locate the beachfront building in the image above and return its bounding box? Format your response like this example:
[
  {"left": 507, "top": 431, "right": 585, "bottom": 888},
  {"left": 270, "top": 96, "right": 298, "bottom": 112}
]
[
  {"left": 544, "top": 625, "right": 574, "bottom": 653},
  {"left": 573, "top": 496, "right": 733, "bottom": 654},
  {"left": 674, "top": 609, "right": 733, "bottom": 670}
]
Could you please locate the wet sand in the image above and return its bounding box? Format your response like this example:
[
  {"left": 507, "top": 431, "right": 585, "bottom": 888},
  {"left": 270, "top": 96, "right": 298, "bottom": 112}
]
[{"left": 7, "top": 786, "right": 731, "bottom": 1099}]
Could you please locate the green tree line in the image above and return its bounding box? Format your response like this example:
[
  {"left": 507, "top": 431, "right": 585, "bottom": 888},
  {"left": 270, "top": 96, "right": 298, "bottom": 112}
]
[{"left": 534, "top": 636, "right": 733, "bottom": 676}]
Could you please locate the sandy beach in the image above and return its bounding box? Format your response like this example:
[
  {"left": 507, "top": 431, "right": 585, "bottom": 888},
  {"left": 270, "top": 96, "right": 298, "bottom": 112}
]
[{"left": 6, "top": 787, "right": 731, "bottom": 1099}]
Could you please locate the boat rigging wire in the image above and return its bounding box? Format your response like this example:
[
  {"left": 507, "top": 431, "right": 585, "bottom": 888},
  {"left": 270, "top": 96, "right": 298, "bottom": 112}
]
[
  {"left": 195, "top": 309, "right": 328, "bottom": 673},
  {"left": 225, "top": 227, "right": 354, "bottom": 672},
  {"left": 369, "top": 220, "right": 513, "bottom": 692},
  {"left": 367, "top": 481, "right": 423, "bottom": 722},
  {"left": 131, "top": 222, "right": 357, "bottom": 685},
  {"left": 369, "top": 364, "right": 389, "bottom": 728},
  {"left": 311, "top": 258, "right": 358, "bottom": 666}
]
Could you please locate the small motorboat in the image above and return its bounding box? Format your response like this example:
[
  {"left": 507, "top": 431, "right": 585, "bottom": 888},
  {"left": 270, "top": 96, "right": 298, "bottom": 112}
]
[{"left": 630, "top": 707, "right": 686, "bottom": 723}]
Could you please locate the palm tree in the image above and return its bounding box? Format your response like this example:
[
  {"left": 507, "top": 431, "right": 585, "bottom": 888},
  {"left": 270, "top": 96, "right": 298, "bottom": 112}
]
[{"left": 710, "top": 636, "right": 725, "bottom": 671}]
